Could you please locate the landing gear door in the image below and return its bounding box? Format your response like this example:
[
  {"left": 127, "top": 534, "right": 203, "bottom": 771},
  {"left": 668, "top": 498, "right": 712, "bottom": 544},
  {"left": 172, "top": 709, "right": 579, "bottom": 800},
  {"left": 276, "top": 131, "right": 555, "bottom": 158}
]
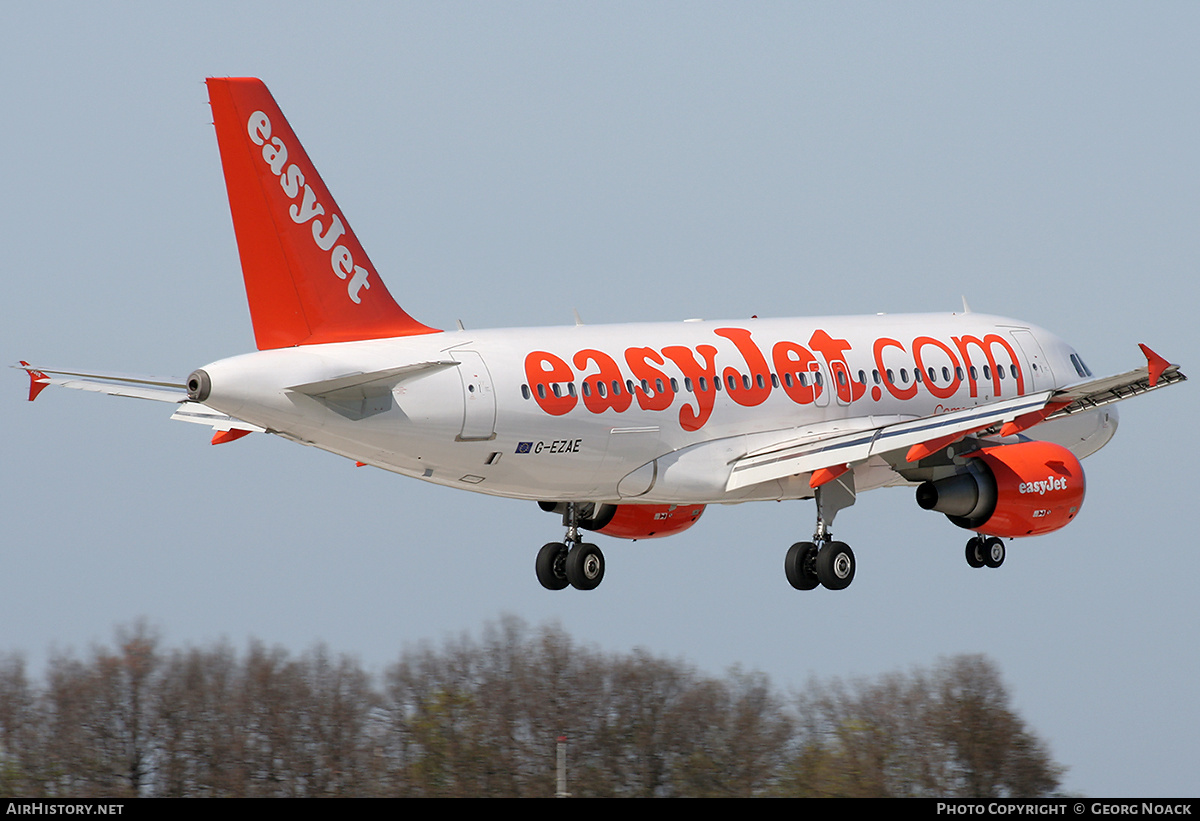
[{"left": 451, "top": 350, "right": 496, "bottom": 440}]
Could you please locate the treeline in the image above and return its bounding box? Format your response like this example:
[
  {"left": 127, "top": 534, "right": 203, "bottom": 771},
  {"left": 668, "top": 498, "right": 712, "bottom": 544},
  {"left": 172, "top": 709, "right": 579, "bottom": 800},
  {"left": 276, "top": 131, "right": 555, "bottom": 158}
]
[{"left": 0, "top": 618, "right": 1062, "bottom": 797}]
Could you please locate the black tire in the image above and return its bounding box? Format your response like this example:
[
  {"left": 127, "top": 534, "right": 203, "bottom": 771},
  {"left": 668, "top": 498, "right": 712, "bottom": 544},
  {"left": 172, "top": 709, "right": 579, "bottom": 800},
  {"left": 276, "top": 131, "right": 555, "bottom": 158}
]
[
  {"left": 816, "top": 541, "right": 855, "bottom": 590},
  {"left": 566, "top": 542, "right": 605, "bottom": 590},
  {"left": 965, "top": 537, "right": 986, "bottom": 568},
  {"left": 983, "top": 537, "right": 1005, "bottom": 568},
  {"left": 536, "top": 542, "right": 569, "bottom": 590},
  {"left": 784, "top": 542, "right": 820, "bottom": 590}
]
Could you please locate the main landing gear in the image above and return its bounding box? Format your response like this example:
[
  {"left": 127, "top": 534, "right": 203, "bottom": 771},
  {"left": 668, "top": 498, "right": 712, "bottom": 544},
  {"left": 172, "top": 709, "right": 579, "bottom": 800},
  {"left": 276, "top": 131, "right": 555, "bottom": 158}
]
[
  {"left": 536, "top": 503, "right": 606, "bottom": 591},
  {"left": 965, "top": 535, "right": 1006, "bottom": 569},
  {"left": 785, "top": 473, "right": 858, "bottom": 591},
  {"left": 784, "top": 540, "right": 856, "bottom": 591}
]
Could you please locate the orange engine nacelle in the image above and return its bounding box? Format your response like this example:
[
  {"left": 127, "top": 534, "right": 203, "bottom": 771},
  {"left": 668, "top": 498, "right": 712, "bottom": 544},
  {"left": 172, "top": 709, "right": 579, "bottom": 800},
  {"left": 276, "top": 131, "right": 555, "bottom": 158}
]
[
  {"left": 540, "top": 501, "right": 706, "bottom": 540},
  {"left": 592, "top": 503, "right": 706, "bottom": 540},
  {"left": 915, "top": 441, "right": 1085, "bottom": 537}
]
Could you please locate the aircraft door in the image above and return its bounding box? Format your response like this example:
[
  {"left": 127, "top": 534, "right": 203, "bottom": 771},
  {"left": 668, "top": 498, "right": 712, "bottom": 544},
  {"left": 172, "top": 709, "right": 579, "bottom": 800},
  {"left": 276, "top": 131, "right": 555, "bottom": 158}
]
[
  {"left": 810, "top": 362, "right": 830, "bottom": 408},
  {"left": 1010, "top": 330, "right": 1056, "bottom": 393},
  {"left": 451, "top": 350, "right": 496, "bottom": 440}
]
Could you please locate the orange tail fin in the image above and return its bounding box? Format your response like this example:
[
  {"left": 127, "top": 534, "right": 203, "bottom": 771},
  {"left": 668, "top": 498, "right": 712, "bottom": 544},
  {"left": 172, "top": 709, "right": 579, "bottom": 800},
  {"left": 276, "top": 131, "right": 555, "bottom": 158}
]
[{"left": 206, "top": 78, "right": 438, "bottom": 350}]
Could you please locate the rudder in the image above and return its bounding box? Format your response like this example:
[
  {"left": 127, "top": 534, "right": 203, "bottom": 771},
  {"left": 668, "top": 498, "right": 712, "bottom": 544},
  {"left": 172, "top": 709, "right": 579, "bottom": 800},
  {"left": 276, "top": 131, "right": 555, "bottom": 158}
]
[{"left": 206, "top": 77, "right": 438, "bottom": 349}]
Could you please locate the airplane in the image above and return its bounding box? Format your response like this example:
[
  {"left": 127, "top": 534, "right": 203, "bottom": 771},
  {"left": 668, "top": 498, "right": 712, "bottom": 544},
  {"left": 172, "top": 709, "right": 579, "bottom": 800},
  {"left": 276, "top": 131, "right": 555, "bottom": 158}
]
[{"left": 17, "top": 78, "right": 1187, "bottom": 592}]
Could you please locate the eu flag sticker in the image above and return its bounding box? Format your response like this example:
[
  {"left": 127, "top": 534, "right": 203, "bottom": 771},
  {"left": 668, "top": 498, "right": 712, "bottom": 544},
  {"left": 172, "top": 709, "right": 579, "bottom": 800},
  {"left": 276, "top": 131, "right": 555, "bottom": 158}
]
[{"left": 516, "top": 441, "right": 533, "bottom": 454}]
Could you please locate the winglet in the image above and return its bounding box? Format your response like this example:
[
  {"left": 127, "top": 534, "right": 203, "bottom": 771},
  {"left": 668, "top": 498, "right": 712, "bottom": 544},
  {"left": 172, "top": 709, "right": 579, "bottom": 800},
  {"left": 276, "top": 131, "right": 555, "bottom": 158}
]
[
  {"left": 206, "top": 78, "right": 440, "bottom": 350},
  {"left": 18, "top": 362, "right": 50, "bottom": 402},
  {"left": 1139, "top": 344, "right": 1170, "bottom": 388}
]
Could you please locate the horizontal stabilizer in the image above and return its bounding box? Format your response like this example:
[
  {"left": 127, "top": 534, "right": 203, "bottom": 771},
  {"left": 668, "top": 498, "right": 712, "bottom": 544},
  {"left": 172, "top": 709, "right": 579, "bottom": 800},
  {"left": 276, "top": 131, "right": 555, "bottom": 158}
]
[
  {"left": 16, "top": 363, "right": 263, "bottom": 440},
  {"left": 15, "top": 363, "right": 187, "bottom": 403},
  {"left": 170, "top": 401, "right": 265, "bottom": 434},
  {"left": 286, "top": 361, "right": 459, "bottom": 400}
]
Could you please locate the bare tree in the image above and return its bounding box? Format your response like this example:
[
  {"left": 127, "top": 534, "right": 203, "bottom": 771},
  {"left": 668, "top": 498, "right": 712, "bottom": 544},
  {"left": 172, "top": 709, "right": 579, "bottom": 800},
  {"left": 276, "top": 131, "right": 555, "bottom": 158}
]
[
  {"left": 0, "top": 653, "right": 40, "bottom": 795},
  {"left": 787, "top": 655, "right": 1063, "bottom": 797},
  {"left": 1, "top": 621, "right": 1062, "bottom": 797}
]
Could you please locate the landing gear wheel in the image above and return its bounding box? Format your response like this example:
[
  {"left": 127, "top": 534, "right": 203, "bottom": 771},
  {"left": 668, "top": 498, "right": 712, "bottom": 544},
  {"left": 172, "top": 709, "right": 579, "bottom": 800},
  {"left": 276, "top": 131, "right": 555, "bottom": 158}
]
[
  {"left": 983, "top": 537, "right": 1005, "bottom": 568},
  {"left": 816, "top": 541, "right": 855, "bottom": 590},
  {"left": 566, "top": 542, "right": 605, "bottom": 590},
  {"left": 536, "top": 542, "right": 569, "bottom": 590},
  {"left": 965, "top": 537, "right": 986, "bottom": 569},
  {"left": 784, "top": 542, "right": 820, "bottom": 590}
]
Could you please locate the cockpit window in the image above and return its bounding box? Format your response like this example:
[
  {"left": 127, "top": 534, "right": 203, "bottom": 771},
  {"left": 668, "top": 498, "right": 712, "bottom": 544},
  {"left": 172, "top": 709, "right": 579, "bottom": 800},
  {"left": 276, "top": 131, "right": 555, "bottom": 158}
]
[{"left": 1070, "top": 353, "right": 1093, "bottom": 378}]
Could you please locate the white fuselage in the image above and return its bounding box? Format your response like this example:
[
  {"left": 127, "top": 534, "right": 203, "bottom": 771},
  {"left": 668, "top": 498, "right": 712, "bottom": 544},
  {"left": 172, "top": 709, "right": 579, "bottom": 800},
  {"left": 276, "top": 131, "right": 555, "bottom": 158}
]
[{"left": 197, "top": 312, "right": 1117, "bottom": 505}]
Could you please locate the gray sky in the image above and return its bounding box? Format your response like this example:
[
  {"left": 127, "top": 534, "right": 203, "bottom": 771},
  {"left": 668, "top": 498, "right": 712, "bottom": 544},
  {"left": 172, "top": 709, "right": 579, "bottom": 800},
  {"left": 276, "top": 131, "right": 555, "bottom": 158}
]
[{"left": 3, "top": 3, "right": 1196, "bottom": 796}]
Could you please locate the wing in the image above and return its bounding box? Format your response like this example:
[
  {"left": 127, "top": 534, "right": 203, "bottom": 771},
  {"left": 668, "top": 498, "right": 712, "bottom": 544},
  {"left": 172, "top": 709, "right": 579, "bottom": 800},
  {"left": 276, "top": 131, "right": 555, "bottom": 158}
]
[
  {"left": 15, "top": 362, "right": 264, "bottom": 444},
  {"left": 726, "top": 344, "right": 1186, "bottom": 492},
  {"left": 1039, "top": 344, "right": 1185, "bottom": 418}
]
